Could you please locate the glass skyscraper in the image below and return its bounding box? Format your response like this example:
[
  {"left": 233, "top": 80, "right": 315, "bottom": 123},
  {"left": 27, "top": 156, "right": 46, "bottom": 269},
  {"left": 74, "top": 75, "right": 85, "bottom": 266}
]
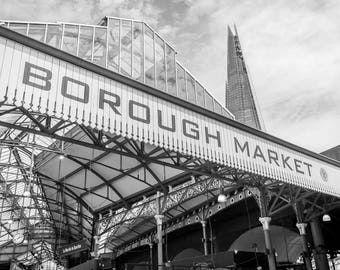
[{"left": 226, "top": 25, "right": 262, "bottom": 130}]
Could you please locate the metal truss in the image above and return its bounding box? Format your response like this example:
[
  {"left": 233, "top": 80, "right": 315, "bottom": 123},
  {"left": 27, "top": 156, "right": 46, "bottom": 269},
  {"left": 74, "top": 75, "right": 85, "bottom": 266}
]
[
  {"left": 0, "top": 106, "right": 231, "bottom": 264},
  {"left": 0, "top": 105, "right": 339, "bottom": 264},
  {"left": 264, "top": 180, "right": 340, "bottom": 221},
  {"left": 114, "top": 186, "right": 253, "bottom": 256},
  {"left": 0, "top": 107, "right": 91, "bottom": 265},
  {"left": 97, "top": 174, "right": 237, "bottom": 248},
  {"left": 0, "top": 141, "right": 53, "bottom": 254},
  {"left": 100, "top": 170, "right": 340, "bottom": 256}
]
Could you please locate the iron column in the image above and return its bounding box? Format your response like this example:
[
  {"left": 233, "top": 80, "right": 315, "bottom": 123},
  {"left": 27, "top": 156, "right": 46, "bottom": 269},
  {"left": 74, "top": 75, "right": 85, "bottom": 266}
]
[
  {"left": 253, "top": 187, "right": 277, "bottom": 270},
  {"left": 296, "top": 223, "right": 313, "bottom": 270},
  {"left": 93, "top": 235, "right": 99, "bottom": 260},
  {"left": 155, "top": 214, "right": 164, "bottom": 270},
  {"left": 294, "top": 202, "right": 312, "bottom": 270},
  {"left": 201, "top": 220, "right": 208, "bottom": 255},
  {"left": 149, "top": 242, "right": 153, "bottom": 270},
  {"left": 259, "top": 216, "right": 277, "bottom": 270},
  {"left": 310, "top": 218, "right": 330, "bottom": 270}
]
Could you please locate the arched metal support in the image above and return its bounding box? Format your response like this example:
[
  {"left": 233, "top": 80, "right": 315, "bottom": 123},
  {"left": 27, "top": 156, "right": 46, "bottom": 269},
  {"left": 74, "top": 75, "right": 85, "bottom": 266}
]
[
  {"left": 97, "top": 175, "right": 236, "bottom": 251},
  {"left": 113, "top": 187, "right": 251, "bottom": 257}
]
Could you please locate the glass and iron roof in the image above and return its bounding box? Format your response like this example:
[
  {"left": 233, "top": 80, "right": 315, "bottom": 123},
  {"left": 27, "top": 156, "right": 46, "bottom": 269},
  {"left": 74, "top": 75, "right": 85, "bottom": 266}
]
[
  {"left": 0, "top": 15, "right": 233, "bottom": 268},
  {"left": 0, "top": 15, "right": 339, "bottom": 269},
  {"left": 0, "top": 111, "right": 67, "bottom": 268},
  {"left": 0, "top": 16, "right": 234, "bottom": 119}
]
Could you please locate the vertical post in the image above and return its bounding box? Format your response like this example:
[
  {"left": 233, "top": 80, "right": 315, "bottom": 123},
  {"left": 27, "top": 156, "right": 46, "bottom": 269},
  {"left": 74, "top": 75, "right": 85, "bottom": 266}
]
[
  {"left": 201, "top": 220, "right": 208, "bottom": 256},
  {"left": 310, "top": 218, "right": 330, "bottom": 270},
  {"left": 255, "top": 187, "right": 276, "bottom": 270},
  {"left": 93, "top": 235, "right": 99, "bottom": 260},
  {"left": 259, "top": 217, "right": 277, "bottom": 270},
  {"left": 155, "top": 214, "right": 164, "bottom": 270},
  {"left": 149, "top": 242, "right": 153, "bottom": 270},
  {"left": 92, "top": 235, "right": 99, "bottom": 270},
  {"left": 294, "top": 203, "right": 313, "bottom": 270},
  {"left": 296, "top": 223, "right": 313, "bottom": 270}
]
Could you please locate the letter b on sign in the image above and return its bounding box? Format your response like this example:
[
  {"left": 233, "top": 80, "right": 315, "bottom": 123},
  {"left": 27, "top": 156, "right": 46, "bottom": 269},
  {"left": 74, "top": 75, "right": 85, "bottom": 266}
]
[{"left": 23, "top": 62, "right": 51, "bottom": 90}]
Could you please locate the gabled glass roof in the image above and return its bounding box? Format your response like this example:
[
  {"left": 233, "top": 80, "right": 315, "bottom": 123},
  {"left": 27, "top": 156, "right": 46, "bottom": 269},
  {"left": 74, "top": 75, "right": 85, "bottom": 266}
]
[
  {"left": 0, "top": 16, "right": 234, "bottom": 119},
  {"left": 0, "top": 16, "right": 234, "bottom": 268}
]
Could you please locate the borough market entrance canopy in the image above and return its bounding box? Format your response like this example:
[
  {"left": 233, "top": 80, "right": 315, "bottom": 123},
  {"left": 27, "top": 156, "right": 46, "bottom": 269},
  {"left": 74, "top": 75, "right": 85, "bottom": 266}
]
[{"left": 0, "top": 17, "right": 339, "bottom": 268}]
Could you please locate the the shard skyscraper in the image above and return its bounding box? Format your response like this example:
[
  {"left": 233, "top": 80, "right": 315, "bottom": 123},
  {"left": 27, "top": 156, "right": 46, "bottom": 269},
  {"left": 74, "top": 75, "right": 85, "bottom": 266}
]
[{"left": 226, "top": 25, "right": 263, "bottom": 130}]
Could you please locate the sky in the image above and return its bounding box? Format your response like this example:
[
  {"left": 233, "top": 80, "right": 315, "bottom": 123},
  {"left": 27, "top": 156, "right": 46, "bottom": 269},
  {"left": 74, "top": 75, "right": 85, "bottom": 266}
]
[{"left": 1, "top": 0, "right": 339, "bottom": 153}]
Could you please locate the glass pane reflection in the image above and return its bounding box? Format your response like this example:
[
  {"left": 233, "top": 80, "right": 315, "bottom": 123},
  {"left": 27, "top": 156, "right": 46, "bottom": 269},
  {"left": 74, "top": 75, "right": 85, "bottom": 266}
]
[
  {"left": 205, "top": 91, "right": 214, "bottom": 110},
  {"left": 186, "top": 73, "right": 196, "bottom": 104},
  {"left": 63, "top": 24, "right": 79, "bottom": 55},
  {"left": 214, "top": 101, "right": 223, "bottom": 114},
  {"left": 9, "top": 23, "right": 27, "bottom": 35},
  {"left": 107, "top": 19, "right": 120, "bottom": 72},
  {"left": 93, "top": 27, "right": 107, "bottom": 67},
  {"left": 46, "top": 25, "right": 62, "bottom": 48},
  {"left": 166, "top": 45, "right": 176, "bottom": 95},
  {"left": 78, "top": 26, "right": 93, "bottom": 61},
  {"left": 28, "top": 24, "right": 46, "bottom": 42},
  {"left": 144, "top": 25, "right": 155, "bottom": 87},
  {"left": 132, "top": 22, "right": 143, "bottom": 82},
  {"left": 120, "top": 20, "right": 132, "bottom": 76},
  {"left": 155, "top": 35, "right": 165, "bottom": 91},
  {"left": 177, "top": 64, "right": 186, "bottom": 100},
  {"left": 196, "top": 82, "right": 205, "bottom": 107}
]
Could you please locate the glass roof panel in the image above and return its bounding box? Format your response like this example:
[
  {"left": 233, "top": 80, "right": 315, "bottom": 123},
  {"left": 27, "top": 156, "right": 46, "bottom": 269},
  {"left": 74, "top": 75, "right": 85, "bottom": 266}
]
[
  {"left": 132, "top": 21, "right": 143, "bottom": 82},
  {"left": 93, "top": 26, "right": 107, "bottom": 67},
  {"left": 28, "top": 23, "right": 46, "bottom": 42},
  {"left": 0, "top": 18, "right": 234, "bottom": 118},
  {"left": 8, "top": 22, "right": 27, "bottom": 35},
  {"left": 0, "top": 15, "right": 237, "bottom": 266},
  {"left": 62, "top": 24, "right": 79, "bottom": 55},
  {"left": 155, "top": 35, "right": 166, "bottom": 91},
  {"left": 144, "top": 24, "right": 155, "bottom": 87},
  {"left": 107, "top": 18, "right": 120, "bottom": 72},
  {"left": 46, "top": 24, "right": 62, "bottom": 48},
  {"left": 120, "top": 20, "right": 132, "bottom": 77},
  {"left": 78, "top": 26, "right": 93, "bottom": 61}
]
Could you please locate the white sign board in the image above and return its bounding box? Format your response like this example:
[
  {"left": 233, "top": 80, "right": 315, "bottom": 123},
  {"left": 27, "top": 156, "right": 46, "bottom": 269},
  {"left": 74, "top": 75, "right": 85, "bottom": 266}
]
[{"left": 0, "top": 35, "right": 339, "bottom": 197}]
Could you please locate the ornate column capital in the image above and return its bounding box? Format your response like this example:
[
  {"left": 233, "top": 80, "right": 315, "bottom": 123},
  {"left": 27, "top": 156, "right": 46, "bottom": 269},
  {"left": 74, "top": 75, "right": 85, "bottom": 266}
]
[
  {"left": 296, "top": 223, "right": 307, "bottom": 235},
  {"left": 201, "top": 220, "right": 207, "bottom": 227},
  {"left": 154, "top": 214, "right": 164, "bottom": 225},
  {"left": 259, "top": 217, "right": 271, "bottom": 230}
]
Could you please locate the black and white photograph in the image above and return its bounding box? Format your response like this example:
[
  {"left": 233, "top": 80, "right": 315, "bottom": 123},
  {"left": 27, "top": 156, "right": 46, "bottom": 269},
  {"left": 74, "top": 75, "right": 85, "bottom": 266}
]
[{"left": 0, "top": 1, "right": 339, "bottom": 270}]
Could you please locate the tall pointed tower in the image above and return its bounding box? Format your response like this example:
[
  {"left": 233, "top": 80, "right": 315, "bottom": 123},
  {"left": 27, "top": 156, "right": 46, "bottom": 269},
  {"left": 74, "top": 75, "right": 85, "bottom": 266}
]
[{"left": 226, "top": 25, "right": 263, "bottom": 130}]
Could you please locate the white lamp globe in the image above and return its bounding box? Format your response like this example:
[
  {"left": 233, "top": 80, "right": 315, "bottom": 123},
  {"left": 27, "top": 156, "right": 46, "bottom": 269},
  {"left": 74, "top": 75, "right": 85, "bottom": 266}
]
[
  {"left": 217, "top": 193, "right": 227, "bottom": 203},
  {"left": 322, "top": 214, "right": 331, "bottom": 222}
]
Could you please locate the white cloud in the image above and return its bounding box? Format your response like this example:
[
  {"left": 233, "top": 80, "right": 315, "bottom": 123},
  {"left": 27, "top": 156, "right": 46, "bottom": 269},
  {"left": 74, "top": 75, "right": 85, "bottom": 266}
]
[
  {"left": 1, "top": 0, "right": 97, "bottom": 23},
  {"left": 0, "top": 0, "right": 163, "bottom": 26}
]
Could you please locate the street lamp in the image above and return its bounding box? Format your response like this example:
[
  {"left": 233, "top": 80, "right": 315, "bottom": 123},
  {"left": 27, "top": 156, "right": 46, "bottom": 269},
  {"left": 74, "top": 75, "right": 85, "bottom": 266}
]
[
  {"left": 217, "top": 187, "right": 227, "bottom": 203},
  {"left": 322, "top": 214, "right": 331, "bottom": 222}
]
